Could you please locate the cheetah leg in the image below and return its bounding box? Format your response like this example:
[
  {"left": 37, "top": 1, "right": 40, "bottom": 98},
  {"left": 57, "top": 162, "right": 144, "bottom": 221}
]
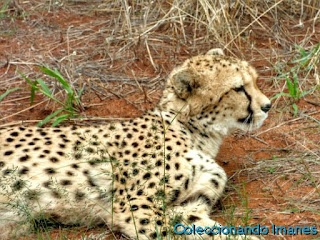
[
  {"left": 116, "top": 198, "right": 261, "bottom": 240},
  {"left": 182, "top": 166, "right": 227, "bottom": 207},
  {"left": 172, "top": 199, "right": 263, "bottom": 240},
  {"left": 0, "top": 208, "right": 29, "bottom": 240}
]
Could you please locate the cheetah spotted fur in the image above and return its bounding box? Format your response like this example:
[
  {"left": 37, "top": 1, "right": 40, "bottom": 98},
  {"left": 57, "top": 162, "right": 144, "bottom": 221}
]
[{"left": 0, "top": 49, "right": 271, "bottom": 240}]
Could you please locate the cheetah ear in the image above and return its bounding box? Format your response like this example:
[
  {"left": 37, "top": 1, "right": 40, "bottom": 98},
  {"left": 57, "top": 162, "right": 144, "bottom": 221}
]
[
  {"left": 171, "top": 69, "right": 199, "bottom": 100},
  {"left": 206, "top": 48, "right": 224, "bottom": 56}
]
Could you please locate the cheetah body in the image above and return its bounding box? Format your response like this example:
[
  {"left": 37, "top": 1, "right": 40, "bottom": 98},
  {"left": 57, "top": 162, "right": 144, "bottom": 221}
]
[{"left": 0, "top": 50, "right": 270, "bottom": 240}]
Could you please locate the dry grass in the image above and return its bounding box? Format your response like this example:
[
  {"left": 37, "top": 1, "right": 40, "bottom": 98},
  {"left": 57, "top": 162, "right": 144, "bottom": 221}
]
[{"left": 0, "top": 0, "right": 319, "bottom": 239}]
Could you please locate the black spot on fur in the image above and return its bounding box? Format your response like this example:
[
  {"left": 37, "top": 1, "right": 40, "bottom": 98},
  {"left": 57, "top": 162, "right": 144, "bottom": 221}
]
[
  {"left": 124, "top": 150, "right": 131, "bottom": 155},
  {"left": 50, "top": 157, "right": 59, "bottom": 163},
  {"left": 75, "top": 191, "right": 85, "bottom": 201},
  {"left": 12, "top": 180, "right": 25, "bottom": 191},
  {"left": 188, "top": 215, "right": 201, "bottom": 222},
  {"left": 127, "top": 133, "right": 132, "bottom": 138},
  {"left": 45, "top": 168, "right": 56, "bottom": 174},
  {"left": 156, "top": 220, "right": 163, "bottom": 226},
  {"left": 120, "top": 178, "right": 126, "bottom": 184},
  {"left": 72, "top": 164, "right": 79, "bottom": 169},
  {"left": 175, "top": 163, "right": 180, "bottom": 170},
  {"left": 170, "top": 189, "right": 180, "bottom": 202},
  {"left": 143, "top": 173, "right": 151, "bottom": 180},
  {"left": 4, "top": 150, "right": 13, "bottom": 156},
  {"left": 130, "top": 205, "right": 139, "bottom": 211},
  {"left": 184, "top": 178, "right": 189, "bottom": 189},
  {"left": 66, "top": 171, "right": 74, "bottom": 176},
  {"left": 19, "top": 155, "right": 30, "bottom": 162},
  {"left": 148, "top": 182, "right": 155, "bottom": 188},
  {"left": 52, "top": 190, "right": 62, "bottom": 199},
  {"left": 10, "top": 132, "right": 19, "bottom": 137},
  {"left": 0, "top": 161, "right": 5, "bottom": 168},
  {"left": 56, "top": 151, "right": 65, "bottom": 156},
  {"left": 175, "top": 174, "right": 183, "bottom": 180},
  {"left": 61, "top": 180, "right": 71, "bottom": 186},
  {"left": 199, "top": 194, "right": 212, "bottom": 205},
  {"left": 140, "top": 219, "right": 150, "bottom": 225},
  {"left": 43, "top": 181, "right": 51, "bottom": 188},
  {"left": 211, "top": 179, "right": 219, "bottom": 188},
  {"left": 86, "top": 147, "right": 94, "bottom": 153},
  {"left": 26, "top": 190, "right": 40, "bottom": 200},
  {"left": 213, "top": 173, "right": 222, "bottom": 178}
]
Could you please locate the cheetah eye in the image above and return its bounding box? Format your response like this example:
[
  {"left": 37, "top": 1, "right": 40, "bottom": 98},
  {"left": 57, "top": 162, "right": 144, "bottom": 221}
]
[{"left": 233, "top": 85, "right": 245, "bottom": 92}]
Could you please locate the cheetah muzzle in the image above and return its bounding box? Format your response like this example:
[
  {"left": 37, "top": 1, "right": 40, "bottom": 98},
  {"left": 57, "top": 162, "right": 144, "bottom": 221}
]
[{"left": 0, "top": 49, "right": 270, "bottom": 240}]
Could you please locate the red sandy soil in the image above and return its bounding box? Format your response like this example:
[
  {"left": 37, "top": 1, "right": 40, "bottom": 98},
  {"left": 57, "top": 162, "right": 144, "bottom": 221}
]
[{"left": 0, "top": 2, "right": 319, "bottom": 240}]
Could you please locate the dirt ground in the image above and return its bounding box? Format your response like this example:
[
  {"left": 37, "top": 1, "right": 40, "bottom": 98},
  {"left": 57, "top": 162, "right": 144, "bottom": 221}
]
[{"left": 0, "top": 1, "right": 319, "bottom": 240}]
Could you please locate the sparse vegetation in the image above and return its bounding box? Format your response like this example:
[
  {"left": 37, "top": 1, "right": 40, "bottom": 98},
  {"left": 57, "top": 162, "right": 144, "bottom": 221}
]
[
  {"left": 0, "top": 0, "right": 10, "bottom": 20},
  {"left": 0, "top": 0, "right": 319, "bottom": 240},
  {"left": 271, "top": 43, "right": 320, "bottom": 116},
  {"left": 20, "top": 66, "right": 84, "bottom": 127},
  {"left": 0, "top": 87, "right": 21, "bottom": 102}
]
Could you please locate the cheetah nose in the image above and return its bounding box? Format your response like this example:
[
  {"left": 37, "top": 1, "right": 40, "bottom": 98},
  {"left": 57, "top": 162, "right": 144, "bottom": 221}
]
[{"left": 261, "top": 103, "right": 272, "bottom": 113}]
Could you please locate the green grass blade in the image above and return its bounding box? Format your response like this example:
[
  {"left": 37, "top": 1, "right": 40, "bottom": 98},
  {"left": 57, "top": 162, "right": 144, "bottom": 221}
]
[
  {"left": 37, "top": 109, "right": 64, "bottom": 127},
  {"left": 52, "top": 114, "right": 70, "bottom": 127},
  {"left": 36, "top": 79, "right": 52, "bottom": 97},
  {"left": 270, "top": 92, "right": 291, "bottom": 101},
  {"left": 0, "top": 87, "right": 22, "bottom": 101},
  {"left": 285, "top": 76, "right": 294, "bottom": 97},
  {"left": 19, "top": 72, "right": 32, "bottom": 85},
  {"left": 75, "top": 86, "right": 85, "bottom": 105},
  {"left": 293, "top": 73, "right": 298, "bottom": 99},
  {"left": 35, "top": 79, "right": 65, "bottom": 106},
  {"left": 19, "top": 72, "right": 39, "bottom": 104},
  {"left": 38, "top": 66, "right": 73, "bottom": 95},
  {"left": 0, "top": 0, "right": 10, "bottom": 19},
  {"left": 291, "top": 54, "right": 311, "bottom": 65}
]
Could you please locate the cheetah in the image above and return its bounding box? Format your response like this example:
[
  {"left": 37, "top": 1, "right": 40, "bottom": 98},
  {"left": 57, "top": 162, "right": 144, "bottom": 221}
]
[{"left": 0, "top": 49, "right": 271, "bottom": 240}]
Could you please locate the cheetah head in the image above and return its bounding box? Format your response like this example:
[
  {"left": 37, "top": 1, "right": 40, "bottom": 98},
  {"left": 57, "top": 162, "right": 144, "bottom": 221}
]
[{"left": 159, "top": 49, "right": 271, "bottom": 135}]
